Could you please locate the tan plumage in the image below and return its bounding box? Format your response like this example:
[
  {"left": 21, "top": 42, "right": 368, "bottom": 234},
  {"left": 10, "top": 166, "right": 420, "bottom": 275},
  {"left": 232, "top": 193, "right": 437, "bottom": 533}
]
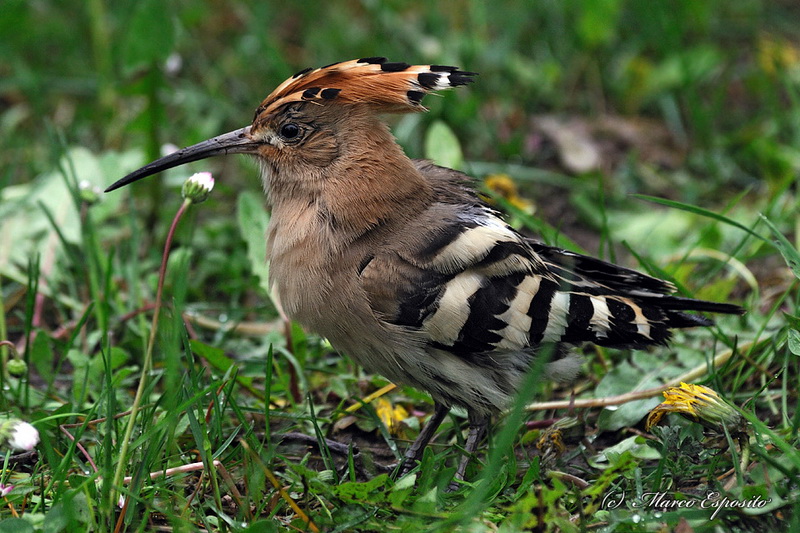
[{"left": 106, "top": 57, "right": 743, "bottom": 484}]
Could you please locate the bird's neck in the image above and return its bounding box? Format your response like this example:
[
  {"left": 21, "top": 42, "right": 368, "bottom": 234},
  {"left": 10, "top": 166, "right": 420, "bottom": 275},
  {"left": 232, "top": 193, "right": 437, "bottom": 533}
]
[
  {"left": 269, "top": 122, "right": 433, "bottom": 251},
  {"left": 324, "top": 142, "right": 432, "bottom": 237},
  {"left": 265, "top": 129, "right": 431, "bottom": 325}
]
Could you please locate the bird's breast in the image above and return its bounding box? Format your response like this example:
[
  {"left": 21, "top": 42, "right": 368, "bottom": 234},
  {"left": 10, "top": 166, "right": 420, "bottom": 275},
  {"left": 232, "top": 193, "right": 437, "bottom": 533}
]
[{"left": 265, "top": 204, "right": 370, "bottom": 338}]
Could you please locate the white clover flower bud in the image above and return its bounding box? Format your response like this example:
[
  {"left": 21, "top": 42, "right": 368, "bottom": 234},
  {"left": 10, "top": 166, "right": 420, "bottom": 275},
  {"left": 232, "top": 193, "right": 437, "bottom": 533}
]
[
  {"left": 79, "top": 180, "right": 103, "bottom": 205},
  {"left": 8, "top": 421, "right": 40, "bottom": 451},
  {"left": 181, "top": 172, "right": 215, "bottom": 204}
]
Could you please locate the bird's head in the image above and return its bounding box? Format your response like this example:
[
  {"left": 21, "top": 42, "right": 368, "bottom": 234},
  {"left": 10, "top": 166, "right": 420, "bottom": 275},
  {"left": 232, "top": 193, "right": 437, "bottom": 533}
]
[{"left": 105, "top": 57, "right": 476, "bottom": 197}]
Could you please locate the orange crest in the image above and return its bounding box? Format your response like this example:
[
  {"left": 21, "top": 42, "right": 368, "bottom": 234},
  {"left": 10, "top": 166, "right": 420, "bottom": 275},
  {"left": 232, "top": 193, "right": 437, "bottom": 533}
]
[{"left": 252, "top": 57, "right": 476, "bottom": 120}]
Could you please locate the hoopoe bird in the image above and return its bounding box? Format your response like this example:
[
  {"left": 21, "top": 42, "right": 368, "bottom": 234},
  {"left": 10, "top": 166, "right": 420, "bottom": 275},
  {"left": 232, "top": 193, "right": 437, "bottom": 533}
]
[{"left": 106, "top": 57, "right": 743, "bottom": 483}]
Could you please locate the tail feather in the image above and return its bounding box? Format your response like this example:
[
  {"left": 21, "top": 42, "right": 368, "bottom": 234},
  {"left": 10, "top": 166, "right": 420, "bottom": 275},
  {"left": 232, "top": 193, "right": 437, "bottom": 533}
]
[
  {"left": 530, "top": 242, "right": 676, "bottom": 295},
  {"left": 531, "top": 244, "right": 744, "bottom": 348},
  {"left": 639, "top": 294, "right": 744, "bottom": 315},
  {"left": 552, "top": 289, "right": 740, "bottom": 348}
]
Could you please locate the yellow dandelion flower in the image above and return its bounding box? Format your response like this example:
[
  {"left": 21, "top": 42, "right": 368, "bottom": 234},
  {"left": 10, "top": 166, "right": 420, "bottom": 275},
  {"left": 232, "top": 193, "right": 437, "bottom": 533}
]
[
  {"left": 646, "top": 382, "right": 744, "bottom": 433},
  {"left": 483, "top": 174, "right": 535, "bottom": 213},
  {"left": 375, "top": 398, "right": 409, "bottom": 436}
]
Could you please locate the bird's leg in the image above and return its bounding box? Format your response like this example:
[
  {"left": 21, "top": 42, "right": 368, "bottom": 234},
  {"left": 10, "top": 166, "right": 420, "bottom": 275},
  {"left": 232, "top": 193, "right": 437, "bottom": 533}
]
[
  {"left": 397, "top": 402, "right": 449, "bottom": 476},
  {"left": 451, "top": 412, "right": 489, "bottom": 489}
]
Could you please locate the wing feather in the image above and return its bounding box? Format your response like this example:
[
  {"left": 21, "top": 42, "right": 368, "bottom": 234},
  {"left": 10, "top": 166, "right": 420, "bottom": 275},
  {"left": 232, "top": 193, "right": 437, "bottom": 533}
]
[{"left": 359, "top": 165, "right": 742, "bottom": 364}]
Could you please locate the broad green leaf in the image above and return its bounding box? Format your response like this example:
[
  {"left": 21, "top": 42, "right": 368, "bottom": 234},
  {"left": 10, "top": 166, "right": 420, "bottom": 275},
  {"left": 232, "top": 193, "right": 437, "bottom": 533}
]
[
  {"left": 89, "top": 347, "right": 129, "bottom": 388},
  {"left": 595, "top": 363, "right": 663, "bottom": 431},
  {"left": 788, "top": 329, "right": 800, "bottom": 357},
  {"left": 43, "top": 494, "right": 92, "bottom": 532},
  {"left": 610, "top": 209, "right": 699, "bottom": 258},
  {"left": 596, "top": 397, "right": 662, "bottom": 432},
  {"left": 0, "top": 519, "right": 34, "bottom": 533},
  {"left": 236, "top": 191, "right": 273, "bottom": 302},
  {"left": 784, "top": 312, "right": 800, "bottom": 331},
  {"left": 333, "top": 474, "right": 389, "bottom": 504},
  {"left": 424, "top": 120, "right": 463, "bottom": 170},
  {"left": 632, "top": 194, "right": 766, "bottom": 244},
  {"left": 392, "top": 473, "right": 416, "bottom": 491},
  {"left": 0, "top": 147, "right": 127, "bottom": 307},
  {"left": 591, "top": 436, "right": 661, "bottom": 465}
]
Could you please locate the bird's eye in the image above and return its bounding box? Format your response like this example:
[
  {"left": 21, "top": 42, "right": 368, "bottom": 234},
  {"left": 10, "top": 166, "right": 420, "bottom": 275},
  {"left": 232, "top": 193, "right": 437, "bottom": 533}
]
[{"left": 279, "top": 123, "right": 301, "bottom": 140}]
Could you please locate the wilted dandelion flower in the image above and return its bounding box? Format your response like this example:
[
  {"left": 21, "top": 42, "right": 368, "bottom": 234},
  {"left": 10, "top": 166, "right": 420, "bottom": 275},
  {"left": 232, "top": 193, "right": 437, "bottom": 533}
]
[
  {"left": 537, "top": 417, "right": 580, "bottom": 466},
  {"left": 646, "top": 382, "right": 744, "bottom": 433}
]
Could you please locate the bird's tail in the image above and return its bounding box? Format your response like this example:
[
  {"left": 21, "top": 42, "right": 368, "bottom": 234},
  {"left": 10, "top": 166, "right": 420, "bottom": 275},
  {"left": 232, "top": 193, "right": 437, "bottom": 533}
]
[{"left": 530, "top": 243, "right": 744, "bottom": 348}]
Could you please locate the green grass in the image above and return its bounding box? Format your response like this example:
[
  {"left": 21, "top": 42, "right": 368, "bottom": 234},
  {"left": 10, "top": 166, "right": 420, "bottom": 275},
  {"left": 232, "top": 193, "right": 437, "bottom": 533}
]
[{"left": 2, "top": 1, "right": 800, "bottom": 531}]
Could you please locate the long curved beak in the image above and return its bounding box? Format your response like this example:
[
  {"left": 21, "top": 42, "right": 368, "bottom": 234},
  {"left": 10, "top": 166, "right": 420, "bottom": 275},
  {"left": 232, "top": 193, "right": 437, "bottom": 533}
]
[{"left": 105, "top": 126, "right": 258, "bottom": 192}]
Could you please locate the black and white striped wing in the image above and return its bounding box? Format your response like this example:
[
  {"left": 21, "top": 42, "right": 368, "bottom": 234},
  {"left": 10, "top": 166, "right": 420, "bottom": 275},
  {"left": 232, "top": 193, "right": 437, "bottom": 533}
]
[
  {"left": 361, "top": 208, "right": 593, "bottom": 356},
  {"left": 360, "top": 207, "right": 739, "bottom": 360}
]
